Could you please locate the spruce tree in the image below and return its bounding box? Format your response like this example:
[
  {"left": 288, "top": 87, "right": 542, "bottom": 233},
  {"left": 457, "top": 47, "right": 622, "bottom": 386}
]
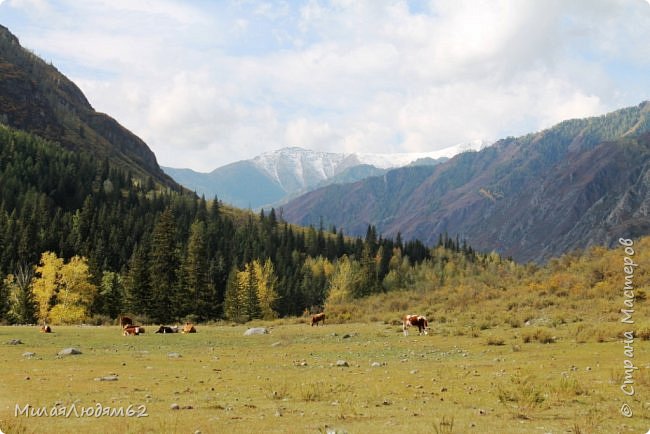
[
  {"left": 242, "top": 262, "right": 261, "bottom": 321},
  {"left": 223, "top": 265, "right": 244, "bottom": 322},
  {"left": 149, "top": 208, "right": 179, "bottom": 323},
  {"left": 183, "top": 220, "right": 211, "bottom": 320},
  {"left": 124, "top": 242, "right": 151, "bottom": 318}
]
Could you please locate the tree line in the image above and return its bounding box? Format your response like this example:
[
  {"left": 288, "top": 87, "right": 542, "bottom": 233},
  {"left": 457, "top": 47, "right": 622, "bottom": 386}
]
[{"left": 0, "top": 125, "right": 478, "bottom": 325}]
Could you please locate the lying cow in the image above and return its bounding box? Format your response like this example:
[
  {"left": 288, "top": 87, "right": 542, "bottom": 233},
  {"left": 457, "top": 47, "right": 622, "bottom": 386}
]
[
  {"left": 155, "top": 325, "right": 177, "bottom": 334},
  {"left": 402, "top": 314, "right": 429, "bottom": 336},
  {"left": 182, "top": 323, "right": 196, "bottom": 333},
  {"left": 40, "top": 324, "right": 52, "bottom": 333},
  {"left": 311, "top": 312, "right": 325, "bottom": 326},
  {"left": 123, "top": 325, "right": 143, "bottom": 336}
]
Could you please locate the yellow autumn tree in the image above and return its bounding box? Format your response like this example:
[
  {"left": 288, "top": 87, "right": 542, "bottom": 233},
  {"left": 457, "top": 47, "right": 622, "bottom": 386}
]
[
  {"left": 31, "top": 253, "right": 97, "bottom": 324},
  {"left": 32, "top": 251, "right": 63, "bottom": 323},
  {"left": 49, "top": 256, "right": 97, "bottom": 324},
  {"left": 253, "top": 258, "right": 279, "bottom": 320},
  {"left": 325, "top": 255, "right": 360, "bottom": 307}
]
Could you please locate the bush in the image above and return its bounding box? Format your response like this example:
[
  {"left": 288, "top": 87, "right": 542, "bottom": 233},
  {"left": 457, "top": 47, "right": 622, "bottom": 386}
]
[
  {"left": 486, "top": 336, "right": 505, "bottom": 346},
  {"left": 522, "top": 327, "right": 556, "bottom": 344},
  {"left": 497, "top": 375, "right": 546, "bottom": 419}
]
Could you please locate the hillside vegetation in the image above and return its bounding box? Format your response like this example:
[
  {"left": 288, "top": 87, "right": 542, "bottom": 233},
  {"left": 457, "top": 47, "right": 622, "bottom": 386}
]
[
  {"left": 0, "top": 25, "right": 174, "bottom": 187},
  {"left": 283, "top": 102, "right": 650, "bottom": 262},
  {"left": 325, "top": 236, "right": 650, "bottom": 345},
  {"left": 0, "top": 125, "right": 440, "bottom": 325},
  {"left": 2, "top": 120, "right": 648, "bottom": 343}
]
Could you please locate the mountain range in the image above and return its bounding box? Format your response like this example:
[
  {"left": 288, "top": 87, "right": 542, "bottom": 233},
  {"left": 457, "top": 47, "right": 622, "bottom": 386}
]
[
  {"left": 3, "top": 22, "right": 650, "bottom": 264},
  {"left": 0, "top": 25, "right": 176, "bottom": 188},
  {"left": 163, "top": 147, "right": 451, "bottom": 208},
  {"left": 281, "top": 102, "right": 650, "bottom": 262}
]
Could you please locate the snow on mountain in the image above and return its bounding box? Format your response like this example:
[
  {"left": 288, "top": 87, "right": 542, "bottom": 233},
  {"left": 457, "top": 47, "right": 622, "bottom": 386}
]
[
  {"left": 250, "top": 143, "right": 483, "bottom": 190},
  {"left": 355, "top": 140, "right": 486, "bottom": 169},
  {"left": 251, "top": 147, "right": 357, "bottom": 189},
  {"left": 163, "top": 142, "right": 487, "bottom": 210}
]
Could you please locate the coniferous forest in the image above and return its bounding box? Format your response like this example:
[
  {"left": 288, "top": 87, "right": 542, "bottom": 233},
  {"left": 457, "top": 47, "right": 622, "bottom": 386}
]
[{"left": 0, "top": 125, "right": 474, "bottom": 325}]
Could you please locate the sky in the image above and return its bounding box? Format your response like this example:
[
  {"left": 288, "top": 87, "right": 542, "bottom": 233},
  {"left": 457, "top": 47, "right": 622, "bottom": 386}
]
[{"left": 1, "top": 0, "right": 650, "bottom": 171}]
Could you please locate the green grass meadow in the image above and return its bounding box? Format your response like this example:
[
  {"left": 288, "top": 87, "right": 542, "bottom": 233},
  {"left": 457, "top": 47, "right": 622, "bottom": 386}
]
[{"left": 0, "top": 322, "right": 648, "bottom": 434}]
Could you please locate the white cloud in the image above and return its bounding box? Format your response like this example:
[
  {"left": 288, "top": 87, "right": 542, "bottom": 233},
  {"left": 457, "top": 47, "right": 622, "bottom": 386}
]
[{"left": 2, "top": 0, "right": 649, "bottom": 170}]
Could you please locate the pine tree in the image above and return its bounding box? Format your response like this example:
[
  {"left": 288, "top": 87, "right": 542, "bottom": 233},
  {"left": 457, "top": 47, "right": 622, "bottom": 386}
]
[
  {"left": 356, "top": 243, "right": 379, "bottom": 297},
  {"left": 99, "top": 271, "right": 123, "bottom": 319},
  {"left": 5, "top": 265, "right": 36, "bottom": 324},
  {"left": 241, "top": 262, "right": 261, "bottom": 321},
  {"left": 124, "top": 242, "right": 151, "bottom": 318},
  {"left": 0, "top": 273, "right": 9, "bottom": 321},
  {"left": 224, "top": 266, "right": 245, "bottom": 322},
  {"left": 208, "top": 252, "right": 228, "bottom": 319},
  {"left": 183, "top": 220, "right": 212, "bottom": 320},
  {"left": 149, "top": 208, "right": 180, "bottom": 323}
]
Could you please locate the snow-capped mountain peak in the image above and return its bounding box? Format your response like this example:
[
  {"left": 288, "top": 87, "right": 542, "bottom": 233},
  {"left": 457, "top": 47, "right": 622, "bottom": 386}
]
[
  {"left": 251, "top": 147, "right": 358, "bottom": 190},
  {"left": 163, "top": 142, "right": 487, "bottom": 210},
  {"left": 250, "top": 143, "right": 482, "bottom": 190}
]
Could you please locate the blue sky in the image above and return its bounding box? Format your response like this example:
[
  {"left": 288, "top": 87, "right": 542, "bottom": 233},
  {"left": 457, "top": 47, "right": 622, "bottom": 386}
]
[{"left": 1, "top": 0, "right": 650, "bottom": 171}]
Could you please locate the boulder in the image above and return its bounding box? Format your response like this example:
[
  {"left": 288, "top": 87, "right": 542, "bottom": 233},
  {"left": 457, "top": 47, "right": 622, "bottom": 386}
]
[
  {"left": 244, "top": 327, "right": 269, "bottom": 336},
  {"left": 95, "top": 375, "right": 119, "bottom": 381}
]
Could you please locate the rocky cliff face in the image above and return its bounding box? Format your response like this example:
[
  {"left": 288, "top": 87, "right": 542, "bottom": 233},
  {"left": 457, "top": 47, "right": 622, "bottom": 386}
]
[
  {"left": 0, "top": 25, "right": 175, "bottom": 187},
  {"left": 282, "top": 103, "right": 650, "bottom": 262}
]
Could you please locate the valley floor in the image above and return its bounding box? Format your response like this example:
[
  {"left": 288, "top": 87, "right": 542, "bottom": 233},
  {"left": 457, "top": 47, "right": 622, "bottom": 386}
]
[{"left": 0, "top": 323, "right": 648, "bottom": 434}]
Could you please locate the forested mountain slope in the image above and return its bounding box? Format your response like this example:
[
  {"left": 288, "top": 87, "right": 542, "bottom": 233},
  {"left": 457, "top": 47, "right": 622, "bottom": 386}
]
[
  {"left": 0, "top": 25, "right": 175, "bottom": 187},
  {"left": 283, "top": 102, "right": 650, "bottom": 262}
]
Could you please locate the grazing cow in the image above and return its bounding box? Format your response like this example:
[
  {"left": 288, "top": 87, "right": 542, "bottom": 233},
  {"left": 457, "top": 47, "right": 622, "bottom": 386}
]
[
  {"left": 402, "top": 314, "right": 429, "bottom": 336},
  {"left": 123, "top": 325, "right": 142, "bottom": 336},
  {"left": 182, "top": 323, "right": 196, "bottom": 333},
  {"left": 40, "top": 324, "right": 52, "bottom": 333},
  {"left": 155, "top": 325, "right": 175, "bottom": 334},
  {"left": 119, "top": 315, "right": 133, "bottom": 327},
  {"left": 311, "top": 313, "right": 325, "bottom": 326}
]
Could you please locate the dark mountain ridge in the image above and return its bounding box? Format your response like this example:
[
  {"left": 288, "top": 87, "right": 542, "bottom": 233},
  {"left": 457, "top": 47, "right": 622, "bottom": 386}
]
[
  {"left": 282, "top": 102, "right": 650, "bottom": 262},
  {"left": 0, "top": 25, "right": 176, "bottom": 187}
]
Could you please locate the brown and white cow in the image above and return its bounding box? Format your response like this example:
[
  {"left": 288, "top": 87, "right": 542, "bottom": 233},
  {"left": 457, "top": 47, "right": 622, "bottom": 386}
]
[
  {"left": 119, "top": 315, "right": 133, "bottom": 328},
  {"left": 123, "top": 324, "right": 142, "bottom": 336},
  {"left": 182, "top": 323, "right": 196, "bottom": 333},
  {"left": 402, "top": 314, "right": 429, "bottom": 336},
  {"left": 40, "top": 324, "right": 52, "bottom": 333},
  {"left": 311, "top": 312, "right": 325, "bottom": 326}
]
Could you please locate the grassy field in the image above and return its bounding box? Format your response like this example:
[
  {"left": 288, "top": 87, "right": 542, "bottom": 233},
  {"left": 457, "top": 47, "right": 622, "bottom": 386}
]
[{"left": 0, "top": 321, "right": 648, "bottom": 434}]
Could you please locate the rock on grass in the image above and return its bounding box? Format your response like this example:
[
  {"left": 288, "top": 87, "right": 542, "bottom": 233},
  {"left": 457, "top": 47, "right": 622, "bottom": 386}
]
[
  {"left": 58, "top": 348, "right": 82, "bottom": 356},
  {"left": 95, "top": 375, "right": 119, "bottom": 381},
  {"left": 244, "top": 327, "right": 269, "bottom": 336}
]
